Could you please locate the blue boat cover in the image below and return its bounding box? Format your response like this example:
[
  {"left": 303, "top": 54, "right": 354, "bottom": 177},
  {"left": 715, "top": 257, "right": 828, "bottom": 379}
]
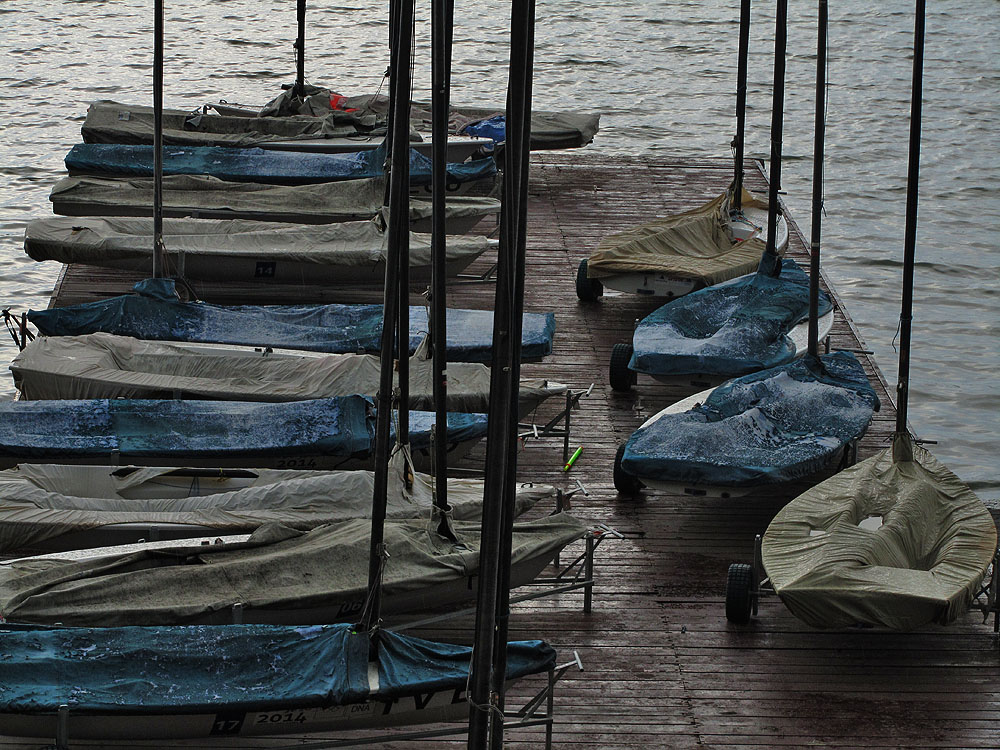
[
  {"left": 29, "top": 279, "right": 555, "bottom": 363},
  {"left": 630, "top": 257, "right": 832, "bottom": 377},
  {"left": 0, "top": 623, "right": 555, "bottom": 714},
  {"left": 621, "top": 352, "right": 879, "bottom": 487},
  {"left": 64, "top": 142, "right": 496, "bottom": 187},
  {"left": 460, "top": 115, "right": 507, "bottom": 143},
  {"left": 0, "top": 397, "right": 487, "bottom": 461}
]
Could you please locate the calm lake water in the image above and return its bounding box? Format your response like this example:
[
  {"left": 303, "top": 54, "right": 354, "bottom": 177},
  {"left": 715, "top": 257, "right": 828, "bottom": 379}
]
[{"left": 0, "top": 0, "right": 996, "bottom": 502}]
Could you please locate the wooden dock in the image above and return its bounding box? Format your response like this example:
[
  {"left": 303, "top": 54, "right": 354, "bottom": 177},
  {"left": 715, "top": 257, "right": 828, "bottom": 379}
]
[{"left": 10, "top": 154, "right": 998, "bottom": 749}]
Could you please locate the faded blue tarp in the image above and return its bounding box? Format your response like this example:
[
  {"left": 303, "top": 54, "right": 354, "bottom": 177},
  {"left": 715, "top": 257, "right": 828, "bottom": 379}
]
[
  {"left": 0, "top": 397, "right": 487, "bottom": 462},
  {"left": 630, "top": 257, "right": 832, "bottom": 377},
  {"left": 28, "top": 279, "right": 556, "bottom": 362},
  {"left": 64, "top": 143, "right": 496, "bottom": 187},
  {"left": 0, "top": 623, "right": 554, "bottom": 713},
  {"left": 621, "top": 353, "right": 879, "bottom": 487}
]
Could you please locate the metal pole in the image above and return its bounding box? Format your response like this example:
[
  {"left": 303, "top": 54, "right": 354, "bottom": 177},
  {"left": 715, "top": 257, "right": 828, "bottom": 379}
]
[
  {"left": 807, "top": 0, "right": 828, "bottom": 357},
  {"left": 394, "top": 0, "right": 412, "bottom": 455},
  {"left": 152, "top": 0, "right": 166, "bottom": 279},
  {"left": 363, "top": 0, "right": 412, "bottom": 636},
  {"left": 294, "top": 0, "right": 306, "bottom": 97},
  {"left": 733, "top": 0, "right": 751, "bottom": 210},
  {"left": 764, "top": 0, "right": 787, "bottom": 267},
  {"left": 430, "top": 0, "right": 455, "bottom": 516},
  {"left": 895, "top": 0, "right": 925, "bottom": 435}
]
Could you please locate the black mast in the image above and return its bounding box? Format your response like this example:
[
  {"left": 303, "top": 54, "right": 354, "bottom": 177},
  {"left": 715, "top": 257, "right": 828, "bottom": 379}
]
[
  {"left": 763, "top": 0, "right": 787, "bottom": 268},
  {"left": 294, "top": 0, "right": 306, "bottom": 97},
  {"left": 733, "top": 0, "right": 751, "bottom": 211},
  {"left": 152, "top": 0, "right": 166, "bottom": 279},
  {"left": 894, "top": 0, "right": 925, "bottom": 439},
  {"left": 467, "top": 0, "right": 535, "bottom": 746},
  {"left": 361, "top": 0, "right": 412, "bottom": 640},
  {"left": 430, "top": 0, "right": 455, "bottom": 517},
  {"left": 807, "top": 0, "right": 828, "bottom": 357}
]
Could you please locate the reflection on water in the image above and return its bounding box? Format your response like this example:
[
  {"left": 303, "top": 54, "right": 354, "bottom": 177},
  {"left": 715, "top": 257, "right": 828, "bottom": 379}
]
[{"left": 0, "top": 0, "right": 996, "bottom": 502}]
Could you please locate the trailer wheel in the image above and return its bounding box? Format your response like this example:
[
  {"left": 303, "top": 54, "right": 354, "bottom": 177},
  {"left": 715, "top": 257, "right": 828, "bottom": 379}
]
[
  {"left": 613, "top": 443, "right": 643, "bottom": 495},
  {"left": 609, "top": 343, "right": 636, "bottom": 392},
  {"left": 575, "top": 259, "right": 603, "bottom": 302},
  {"left": 726, "top": 563, "right": 756, "bottom": 625}
]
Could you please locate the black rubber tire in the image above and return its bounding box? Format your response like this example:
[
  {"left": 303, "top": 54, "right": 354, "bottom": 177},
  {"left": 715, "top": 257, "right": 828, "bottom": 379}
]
[
  {"left": 609, "top": 342, "right": 636, "bottom": 392},
  {"left": 726, "top": 563, "right": 755, "bottom": 625},
  {"left": 613, "top": 443, "right": 643, "bottom": 495},
  {"left": 575, "top": 259, "right": 603, "bottom": 302}
]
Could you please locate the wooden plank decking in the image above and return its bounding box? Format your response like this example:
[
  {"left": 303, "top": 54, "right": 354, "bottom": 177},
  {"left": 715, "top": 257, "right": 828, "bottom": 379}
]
[{"left": 7, "top": 154, "right": 998, "bottom": 750}]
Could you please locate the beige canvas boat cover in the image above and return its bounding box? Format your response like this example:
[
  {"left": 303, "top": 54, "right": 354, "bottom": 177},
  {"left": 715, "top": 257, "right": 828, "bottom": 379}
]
[
  {"left": 10, "top": 333, "right": 563, "bottom": 414},
  {"left": 762, "top": 434, "right": 997, "bottom": 630},
  {"left": 48, "top": 175, "right": 501, "bottom": 225},
  {"left": 0, "top": 456, "right": 553, "bottom": 553},
  {"left": 24, "top": 216, "right": 487, "bottom": 268},
  {"left": 82, "top": 100, "right": 382, "bottom": 148},
  {"left": 0, "top": 512, "right": 587, "bottom": 626},
  {"left": 585, "top": 189, "right": 772, "bottom": 285}
]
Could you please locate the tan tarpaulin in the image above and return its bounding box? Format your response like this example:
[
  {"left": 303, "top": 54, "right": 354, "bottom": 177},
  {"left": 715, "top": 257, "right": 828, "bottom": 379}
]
[
  {"left": 24, "top": 216, "right": 487, "bottom": 268},
  {"left": 586, "top": 188, "right": 772, "bottom": 286},
  {"left": 48, "top": 175, "right": 501, "bottom": 226},
  {"left": 0, "top": 456, "right": 554, "bottom": 553},
  {"left": 10, "top": 333, "right": 564, "bottom": 415},
  {"left": 762, "top": 434, "right": 997, "bottom": 629}
]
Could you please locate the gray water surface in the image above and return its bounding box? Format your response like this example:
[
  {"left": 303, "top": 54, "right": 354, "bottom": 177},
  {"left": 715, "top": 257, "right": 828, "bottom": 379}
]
[{"left": 0, "top": 0, "right": 996, "bottom": 501}]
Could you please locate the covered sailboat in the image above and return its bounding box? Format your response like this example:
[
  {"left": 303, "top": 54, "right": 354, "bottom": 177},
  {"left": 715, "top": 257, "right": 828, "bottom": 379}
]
[
  {"left": 23, "top": 216, "right": 493, "bottom": 285},
  {"left": 0, "top": 396, "right": 487, "bottom": 471},
  {"left": 26, "top": 277, "right": 557, "bottom": 363},
  {"left": 48, "top": 174, "right": 500, "bottom": 235},
  {"left": 0, "top": 455, "right": 554, "bottom": 554},
  {"left": 0, "top": 623, "right": 557, "bottom": 739},
  {"left": 0, "top": 511, "right": 588, "bottom": 627},
  {"left": 64, "top": 142, "right": 496, "bottom": 193},
  {"left": 609, "top": 256, "right": 833, "bottom": 390},
  {"left": 727, "top": 0, "right": 998, "bottom": 630},
  {"left": 576, "top": 0, "right": 784, "bottom": 302},
  {"left": 9, "top": 332, "right": 566, "bottom": 415},
  {"left": 81, "top": 99, "right": 495, "bottom": 160}
]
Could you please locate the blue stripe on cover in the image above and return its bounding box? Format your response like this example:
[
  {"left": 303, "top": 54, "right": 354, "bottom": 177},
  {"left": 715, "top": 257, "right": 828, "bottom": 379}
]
[
  {"left": 621, "top": 353, "right": 879, "bottom": 487},
  {"left": 64, "top": 143, "right": 496, "bottom": 186},
  {"left": 0, "top": 623, "right": 555, "bottom": 713},
  {"left": 0, "top": 397, "right": 487, "bottom": 462},
  {"left": 28, "top": 278, "right": 556, "bottom": 362},
  {"left": 629, "top": 258, "right": 832, "bottom": 378}
]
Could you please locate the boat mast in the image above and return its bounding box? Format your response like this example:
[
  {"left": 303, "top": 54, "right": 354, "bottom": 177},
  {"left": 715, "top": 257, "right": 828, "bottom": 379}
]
[
  {"left": 733, "top": 0, "right": 751, "bottom": 211},
  {"left": 362, "top": 0, "right": 413, "bottom": 640},
  {"left": 294, "top": 0, "right": 306, "bottom": 98},
  {"left": 430, "top": 0, "right": 454, "bottom": 516},
  {"left": 763, "top": 0, "right": 787, "bottom": 269},
  {"left": 151, "top": 0, "right": 167, "bottom": 279},
  {"left": 894, "top": 0, "right": 925, "bottom": 438},
  {"left": 467, "top": 0, "right": 535, "bottom": 746},
  {"left": 807, "top": 0, "right": 828, "bottom": 357}
]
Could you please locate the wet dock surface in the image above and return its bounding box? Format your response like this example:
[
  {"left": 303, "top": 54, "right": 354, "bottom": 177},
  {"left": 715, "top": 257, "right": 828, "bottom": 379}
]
[{"left": 7, "top": 154, "right": 997, "bottom": 749}]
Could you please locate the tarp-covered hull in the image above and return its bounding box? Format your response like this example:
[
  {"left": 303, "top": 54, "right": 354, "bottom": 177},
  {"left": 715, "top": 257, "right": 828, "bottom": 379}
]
[
  {"left": 65, "top": 143, "right": 496, "bottom": 192},
  {"left": 11, "top": 334, "right": 565, "bottom": 416},
  {"left": 587, "top": 188, "right": 788, "bottom": 294},
  {"left": 27, "top": 278, "right": 557, "bottom": 363},
  {"left": 0, "top": 513, "right": 588, "bottom": 626},
  {"left": 762, "top": 435, "right": 997, "bottom": 630},
  {"left": 630, "top": 258, "right": 832, "bottom": 379},
  {"left": 0, "top": 397, "right": 488, "bottom": 472},
  {"left": 0, "top": 623, "right": 555, "bottom": 739},
  {"left": 621, "top": 353, "right": 879, "bottom": 488},
  {"left": 49, "top": 175, "right": 500, "bottom": 235},
  {"left": 0, "top": 458, "right": 553, "bottom": 554},
  {"left": 24, "top": 216, "right": 489, "bottom": 285}
]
